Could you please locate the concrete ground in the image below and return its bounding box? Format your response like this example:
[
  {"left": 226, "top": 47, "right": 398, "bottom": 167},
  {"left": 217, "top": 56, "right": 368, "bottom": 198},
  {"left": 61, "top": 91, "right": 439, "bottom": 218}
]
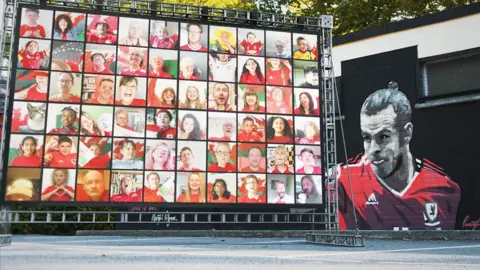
[{"left": 1, "top": 235, "right": 479, "bottom": 270}]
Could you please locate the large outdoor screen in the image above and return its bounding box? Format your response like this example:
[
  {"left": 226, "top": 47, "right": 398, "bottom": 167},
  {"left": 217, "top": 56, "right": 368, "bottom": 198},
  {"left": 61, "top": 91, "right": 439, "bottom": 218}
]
[{"left": 2, "top": 6, "right": 323, "bottom": 206}]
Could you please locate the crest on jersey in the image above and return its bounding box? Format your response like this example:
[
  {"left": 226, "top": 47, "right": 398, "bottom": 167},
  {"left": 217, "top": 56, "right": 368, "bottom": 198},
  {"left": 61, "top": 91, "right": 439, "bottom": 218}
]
[{"left": 423, "top": 202, "right": 440, "bottom": 226}]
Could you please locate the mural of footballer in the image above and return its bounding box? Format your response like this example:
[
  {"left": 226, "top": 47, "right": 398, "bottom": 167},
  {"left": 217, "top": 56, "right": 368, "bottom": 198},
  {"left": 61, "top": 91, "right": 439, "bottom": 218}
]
[{"left": 337, "top": 88, "right": 461, "bottom": 230}]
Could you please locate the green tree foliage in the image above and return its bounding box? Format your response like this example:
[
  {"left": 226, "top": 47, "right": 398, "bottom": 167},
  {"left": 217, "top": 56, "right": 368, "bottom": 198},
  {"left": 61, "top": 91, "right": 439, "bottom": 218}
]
[{"left": 255, "top": 0, "right": 480, "bottom": 35}]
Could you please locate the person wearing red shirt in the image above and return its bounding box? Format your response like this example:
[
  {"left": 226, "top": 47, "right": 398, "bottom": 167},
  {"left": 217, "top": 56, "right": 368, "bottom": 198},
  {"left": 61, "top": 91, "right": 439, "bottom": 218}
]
[
  {"left": 177, "top": 172, "right": 206, "bottom": 203},
  {"left": 239, "top": 58, "right": 265, "bottom": 84},
  {"left": 111, "top": 175, "right": 142, "bottom": 202},
  {"left": 266, "top": 58, "right": 292, "bottom": 86},
  {"left": 9, "top": 136, "right": 42, "bottom": 167},
  {"left": 238, "top": 175, "right": 265, "bottom": 203},
  {"left": 237, "top": 117, "right": 264, "bottom": 142},
  {"left": 146, "top": 109, "right": 176, "bottom": 139},
  {"left": 87, "top": 20, "right": 117, "bottom": 44},
  {"left": 82, "top": 142, "right": 111, "bottom": 169},
  {"left": 297, "top": 120, "right": 321, "bottom": 145},
  {"left": 177, "top": 147, "right": 203, "bottom": 172},
  {"left": 208, "top": 142, "right": 236, "bottom": 172},
  {"left": 84, "top": 77, "right": 114, "bottom": 105},
  {"left": 20, "top": 9, "right": 46, "bottom": 38},
  {"left": 76, "top": 170, "right": 110, "bottom": 202},
  {"left": 17, "top": 40, "right": 49, "bottom": 69},
  {"left": 142, "top": 172, "right": 165, "bottom": 203},
  {"left": 44, "top": 136, "right": 77, "bottom": 168},
  {"left": 267, "top": 87, "right": 292, "bottom": 114},
  {"left": 84, "top": 53, "right": 114, "bottom": 75},
  {"left": 179, "top": 57, "right": 201, "bottom": 80},
  {"left": 208, "top": 83, "right": 235, "bottom": 111},
  {"left": 180, "top": 23, "right": 208, "bottom": 52},
  {"left": 148, "top": 54, "right": 174, "bottom": 78},
  {"left": 48, "top": 107, "right": 79, "bottom": 135},
  {"left": 14, "top": 70, "right": 48, "bottom": 101},
  {"left": 118, "top": 48, "right": 147, "bottom": 76},
  {"left": 240, "top": 32, "right": 263, "bottom": 56},
  {"left": 268, "top": 145, "right": 293, "bottom": 174},
  {"left": 115, "top": 76, "right": 146, "bottom": 106},
  {"left": 338, "top": 88, "right": 461, "bottom": 230},
  {"left": 294, "top": 92, "right": 320, "bottom": 116},
  {"left": 242, "top": 88, "right": 265, "bottom": 113},
  {"left": 296, "top": 148, "right": 321, "bottom": 174},
  {"left": 49, "top": 72, "right": 81, "bottom": 103},
  {"left": 266, "top": 116, "right": 293, "bottom": 144},
  {"left": 209, "top": 179, "right": 236, "bottom": 203},
  {"left": 209, "top": 120, "right": 234, "bottom": 141},
  {"left": 239, "top": 147, "right": 265, "bottom": 173},
  {"left": 41, "top": 169, "right": 75, "bottom": 201}
]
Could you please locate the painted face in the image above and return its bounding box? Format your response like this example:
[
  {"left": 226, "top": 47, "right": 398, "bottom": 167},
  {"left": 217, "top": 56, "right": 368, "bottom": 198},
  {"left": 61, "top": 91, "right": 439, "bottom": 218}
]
[
  {"left": 163, "top": 90, "right": 174, "bottom": 103},
  {"left": 245, "top": 177, "right": 258, "bottom": 192},
  {"left": 81, "top": 116, "right": 93, "bottom": 130},
  {"left": 58, "top": 73, "right": 73, "bottom": 94},
  {"left": 272, "top": 88, "right": 283, "bottom": 102},
  {"left": 214, "top": 181, "right": 226, "bottom": 197},
  {"left": 301, "top": 151, "right": 315, "bottom": 166},
  {"left": 153, "top": 55, "right": 164, "bottom": 68},
  {"left": 116, "top": 112, "right": 128, "bottom": 127},
  {"left": 120, "top": 80, "right": 137, "bottom": 105},
  {"left": 59, "top": 142, "right": 72, "bottom": 156},
  {"left": 180, "top": 149, "right": 193, "bottom": 167},
  {"left": 121, "top": 143, "right": 135, "bottom": 160},
  {"left": 153, "top": 145, "right": 170, "bottom": 164},
  {"left": 22, "top": 138, "right": 36, "bottom": 156},
  {"left": 247, "top": 148, "right": 262, "bottom": 168},
  {"left": 99, "top": 80, "right": 114, "bottom": 100},
  {"left": 272, "top": 118, "right": 285, "bottom": 134},
  {"left": 302, "top": 178, "right": 313, "bottom": 194},
  {"left": 300, "top": 94, "right": 310, "bottom": 109},
  {"left": 36, "top": 75, "right": 48, "bottom": 91},
  {"left": 89, "top": 145, "right": 101, "bottom": 157},
  {"left": 59, "top": 19, "right": 68, "bottom": 31},
  {"left": 361, "top": 105, "right": 403, "bottom": 178},
  {"left": 53, "top": 170, "right": 67, "bottom": 185},
  {"left": 61, "top": 110, "right": 76, "bottom": 127},
  {"left": 183, "top": 117, "right": 195, "bottom": 134},
  {"left": 245, "top": 94, "right": 257, "bottom": 106},
  {"left": 246, "top": 59, "right": 257, "bottom": 73},
  {"left": 26, "top": 11, "right": 39, "bottom": 25},
  {"left": 215, "top": 144, "right": 231, "bottom": 166},
  {"left": 156, "top": 112, "right": 171, "bottom": 128},
  {"left": 187, "top": 25, "right": 202, "bottom": 44},
  {"left": 214, "top": 84, "right": 229, "bottom": 105},
  {"left": 83, "top": 171, "right": 105, "bottom": 201},
  {"left": 297, "top": 39, "right": 307, "bottom": 52},
  {"left": 147, "top": 174, "right": 160, "bottom": 189},
  {"left": 187, "top": 87, "right": 199, "bottom": 101},
  {"left": 121, "top": 177, "right": 133, "bottom": 194},
  {"left": 243, "top": 120, "right": 254, "bottom": 133},
  {"left": 188, "top": 174, "right": 200, "bottom": 191}
]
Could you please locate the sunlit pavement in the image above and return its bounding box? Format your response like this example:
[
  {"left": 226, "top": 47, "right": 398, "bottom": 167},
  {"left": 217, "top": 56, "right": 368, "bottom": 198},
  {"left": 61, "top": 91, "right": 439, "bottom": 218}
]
[{"left": 1, "top": 235, "right": 479, "bottom": 269}]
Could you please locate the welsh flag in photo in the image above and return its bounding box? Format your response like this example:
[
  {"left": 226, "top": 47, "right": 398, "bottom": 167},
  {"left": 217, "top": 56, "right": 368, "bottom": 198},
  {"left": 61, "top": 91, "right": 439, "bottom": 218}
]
[
  {"left": 238, "top": 84, "right": 265, "bottom": 103},
  {"left": 163, "top": 59, "right": 178, "bottom": 78},
  {"left": 15, "top": 70, "right": 37, "bottom": 93}
]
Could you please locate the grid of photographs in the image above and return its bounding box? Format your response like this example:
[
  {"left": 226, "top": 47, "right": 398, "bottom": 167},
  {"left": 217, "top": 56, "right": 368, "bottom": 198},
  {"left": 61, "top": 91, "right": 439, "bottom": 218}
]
[{"left": 5, "top": 7, "right": 323, "bottom": 205}]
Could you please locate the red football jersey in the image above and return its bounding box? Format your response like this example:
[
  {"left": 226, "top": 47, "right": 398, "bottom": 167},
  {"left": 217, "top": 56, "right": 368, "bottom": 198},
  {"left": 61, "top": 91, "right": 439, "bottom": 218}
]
[
  {"left": 45, "top": 152, "right": 77, "bottom": 168},
  {"left": 18, "top": 50, "right": 48, "bottom": 69},
  {"left": 337, "top": 154, "right": 461, "bottom": 230},
  {"left": 180, "top": 44, "right": 208, "bottom": 52},
  {"left": 238, "top": 194, "right": 265, "bottom": 203},
  {"left": 20, "top": 24, "right": 46, "bottom": 38},
  {"left": 10, "top": 155, "right": 42, "bottom": 167},
  {"left": 240, "top": 73, "right": 265, "bottom": 84},
  {"left": 241, "top": 40, "right": 263, "bottom": 56},
  {"left": 25, "top": 87, "right": 47, "bottom": 101},
  {"left": 42, "top": 185, "right": 74, "bottom": 201}
]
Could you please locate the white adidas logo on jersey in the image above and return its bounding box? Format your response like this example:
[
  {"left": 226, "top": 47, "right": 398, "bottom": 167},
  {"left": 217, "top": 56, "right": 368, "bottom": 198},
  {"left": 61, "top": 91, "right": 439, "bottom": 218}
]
[{"left": 366, "top": 193, "right": 379, "bottom": 205}]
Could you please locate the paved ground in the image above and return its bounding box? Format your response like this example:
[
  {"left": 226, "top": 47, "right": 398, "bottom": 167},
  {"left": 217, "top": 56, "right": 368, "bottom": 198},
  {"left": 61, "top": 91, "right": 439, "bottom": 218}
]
[{"left": 1, "top": 235, "right": 479, "bottom": 269}]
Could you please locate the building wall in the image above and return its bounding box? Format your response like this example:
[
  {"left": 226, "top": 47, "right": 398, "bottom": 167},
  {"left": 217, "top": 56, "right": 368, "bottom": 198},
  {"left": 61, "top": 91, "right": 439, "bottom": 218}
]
[{"left": 336, "top": 43, "right": 480, "bottom": 230}]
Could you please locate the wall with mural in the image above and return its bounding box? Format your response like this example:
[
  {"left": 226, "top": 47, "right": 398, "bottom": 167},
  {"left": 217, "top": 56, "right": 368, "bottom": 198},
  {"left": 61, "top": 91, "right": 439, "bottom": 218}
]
[{"left": 336, "top": 46, "right": 480, "bottom": 230}]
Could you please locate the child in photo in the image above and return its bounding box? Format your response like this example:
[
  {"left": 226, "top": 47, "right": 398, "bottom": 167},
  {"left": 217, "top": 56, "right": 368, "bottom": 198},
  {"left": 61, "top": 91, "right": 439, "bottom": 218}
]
[
  {"left": 209, "top": 53, "right": 236, "bottom": 82},
  {"left": 9, "top": 136, "right": 42, "bottom": 167},
  {"left": 20, "top": 8, "right": 46, "bottom": 38},
  {"left": 266, "top": 116, "right": 294, "bottom": 144},
  {"left": 81, "top": 139, "right": 111, "bottom": 169},
  {"left": 266, "top": 58, "right": 292, "bottom": 86},
  {"left": 53, "top": 13, "right": 86, "bottom": 41},
  {"left": 272, "top": 40, "right": 290, "bottom": 58},
  {"left": 239, "top": 58, "right": 265, "bottom": 84},
  {"left": 41, "top": 169, "right": 75, "bottom": 201},
  {"left": 14, "top": 70, "right": 48, "bottom": 101},
  {"left": 293, "top": 36, "right": 315, "bottom": 60},
  {"left": 179, "top": 85, "right": 206, "bottom": 109},
  {"left": 151, "top": 25, "right": 177, "bottom": 49},
  {"left": 268, "top": 145, "right": 293, "bottom": 174},
  {"left": 18, "top": 40, "right": 49, "bottom": 69},
  {"left": 44, "top": 136, "right": 77, "bottom": 168},
  {"left": 240, "top": 32, "right": 263, "bottom": 56},
  {"left": 112, "top": 140, "right": 144, "bottom": 170}
]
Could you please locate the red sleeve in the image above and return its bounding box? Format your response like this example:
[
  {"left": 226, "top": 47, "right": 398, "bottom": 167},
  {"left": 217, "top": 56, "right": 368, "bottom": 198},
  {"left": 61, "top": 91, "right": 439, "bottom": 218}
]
[
  {"left": 19, "top": 25, "right": 27, "bottom": 36},
  {"left": 42, "top": 185, "right": 56, "bottom": 195},
  {"left": 241, "top": 40, "right": 247, "bottom": 48},
  {"left": 64, "top": 186, "right": 75, "bottom": 193},
  {"left": 177, "top": 194, "right": 185, "bottom": 202},
  {"left": 39, "top": 25, "right": 46, "bottom": 38}
]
